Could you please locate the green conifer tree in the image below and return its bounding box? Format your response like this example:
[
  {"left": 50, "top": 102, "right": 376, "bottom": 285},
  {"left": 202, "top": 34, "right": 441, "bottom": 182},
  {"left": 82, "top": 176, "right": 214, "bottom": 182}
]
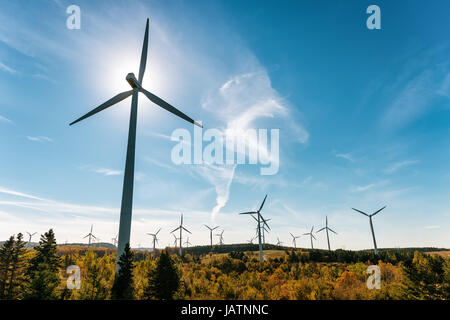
[
  {"left": 111, "top": 243, "right": 135, "bottom": 299},
  {"left": 0, "top": 233, "right": 27, "bottom": 299},
  {"left": 23, "top": 229, "right": 62, "bottom": 300},
  {"left": 144, "top": 249, "right": 180, "bottom": 300}
]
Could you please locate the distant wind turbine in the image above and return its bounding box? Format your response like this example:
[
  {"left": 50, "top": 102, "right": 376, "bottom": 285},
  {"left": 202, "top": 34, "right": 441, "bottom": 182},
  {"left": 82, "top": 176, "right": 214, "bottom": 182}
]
[
  {"left": 83, "top": 225, "right": 97, "bottom": 248},
  {"left": 204, "top": 225, "right": 219, "bottom": 247},
  {"left": 276, "top": 237, "right": 283, "bottom": 246},
  {"left": 289, "top": 233, "right": 301, "bottom": 248},
  {"left": 172, "top": 234, "right": 179, "bottom": 248},
  {"left": 26, "top": 232, "right": 37, "bottom": 246},
  {"left": 147, "top": 228, "right": 161, "bottom": 251},
  {"left": 316, "top": 216, "right": 337, "bottom": 251},
  {"left": 303, "top": 226, "right": 316, "bottom": 249},
  {"left": 111, "top": 234, "right": 118, "bottom": 247},
  {"left": 239, "top": 195, "right": 270, "bottom": 262},
  {"left": 184, "top": 237, "right": 192, "bottom": 248},
  {"left": 352, "top": 206, "right": 386, "bottom": 255},
  {"left": 69, "top": 18, "right": 202, "bottom": 272},
  {"left": 171, "top": 213, "right": 192, "bottom": 256},
  {"left": 216, "top": 230, "right": 225, "bottom": 245}
]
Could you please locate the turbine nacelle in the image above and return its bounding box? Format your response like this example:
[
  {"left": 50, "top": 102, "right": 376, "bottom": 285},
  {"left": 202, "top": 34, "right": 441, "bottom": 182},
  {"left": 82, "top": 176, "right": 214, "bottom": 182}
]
[{"left": 126, "top": 73, "right": 141, "bottom": 89}]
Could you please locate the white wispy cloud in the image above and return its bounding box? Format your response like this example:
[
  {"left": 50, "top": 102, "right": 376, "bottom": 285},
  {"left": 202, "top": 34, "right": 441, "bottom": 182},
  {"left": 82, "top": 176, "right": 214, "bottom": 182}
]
[
  {"left": 0, "top": 115, "right": 13, "bottom": 124},
  {"left": 335, "top": 153, "right": 355, "bottom": 162},
  {"left": 26, "top": 136, "right": 53, "bottom": 142},
  {"left": 384, "top": 160, "right": 419, "bottom": 174},
  {"left": 93, "top": 168, "right": 122, "bottom": 176},
  {"left": 188, "top": 164, "right": 236, "bottom": 222},
  {"left": 354, "top": 184, "right": 376, "bottom": 192},
  {"left": 382, "top": 56, "right": 450, "bottom": 129},
  {"left": 0, "top": 61, "right": 17, "bottom": 74}
]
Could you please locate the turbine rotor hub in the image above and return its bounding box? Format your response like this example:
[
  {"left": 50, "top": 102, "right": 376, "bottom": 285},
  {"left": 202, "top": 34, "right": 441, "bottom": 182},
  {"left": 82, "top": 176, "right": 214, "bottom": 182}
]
[{"left": 126, "top": 73, "right": 141, "bottom": 89}]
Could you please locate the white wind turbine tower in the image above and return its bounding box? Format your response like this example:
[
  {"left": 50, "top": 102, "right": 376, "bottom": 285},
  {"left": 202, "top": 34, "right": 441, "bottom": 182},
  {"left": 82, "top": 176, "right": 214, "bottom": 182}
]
[
  {"left": 147, "top": 228, "right": 161, "bottom": 252},
  {"left": 316, "top": 216, "right": 337, "bottom": 251},
  {"left": 303, "top": 226, "right": 316, "bottom": 249},
  {"left": 352, "top": 206, "right": 386, "bottom": 255},
  {"left": 239, "top": 195, "right": 271, "bottom": 262},
  {"left": 204, "top": 225, "right": 219, "bottom": 247},
  {"left": 70, "top": 18, "right": 202, "bottom": 272},
  {"left": 171, "top": 214, "right": 191, "bottom": 256},
  {"left": 289, "top": 233, "right": 301, "bottom": 248},
  {"left": 83, "top": 225, "right": 97, "bottom": 248},
  {"left": 216, "top": 230, "right": 225, "bottom": 245}
]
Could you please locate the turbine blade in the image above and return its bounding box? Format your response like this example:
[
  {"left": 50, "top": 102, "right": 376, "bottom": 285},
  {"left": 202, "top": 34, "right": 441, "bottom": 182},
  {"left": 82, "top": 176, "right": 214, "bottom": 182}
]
[
  {"left": 138, "top": 18, "right": 149, "bottom": 84},
  {"left": 316, "top": 227, "right": 326, "bottom": 233},
  {"left": 182, "top": 227, "right": 192, "bottom": 234},
  {"left": 328, "top": 228, "right": 338, "bottom": 234},
  {"left": 371, "top": 206, "right": 386, "bottom": 217},
  {"left": 69, "top": 90, "right": 133, "bottom": 126},
  {"left": 352, "top": 208, "right": 369, "bottom": 217},
  {"left": 156, "top": 228, "right": 161, "bottom": 235},
  {"left": 260, "top": 214, "right": 270, "bottom": 230},
  {"left": 289, "top": 232, "right": 294, "bottom": 238},
  {"left": 171, "top": 227, "right": 181, "bottom": 233},
  {"left": 239, "top": 211, "right": 257, "bottom": 215},
  {"left": 83, "top": 234, "right": 89, "bottom": 239},
  {"left": 258, "top": 194, "right": 268, "bottom": 212},
  {"left": 204, "top": 225, "right": 212, "bottom": 230},
  {"left": 139, "top": 88, "right": 202, "bottom": 127},
  {"left": 312, "top": 234, "right": 317, "bottom": 240}
]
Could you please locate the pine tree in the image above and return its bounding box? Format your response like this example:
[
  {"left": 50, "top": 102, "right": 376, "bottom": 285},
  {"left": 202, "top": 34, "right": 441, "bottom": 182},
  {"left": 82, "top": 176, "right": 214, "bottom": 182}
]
[
  {"left": 144, "top": 249, "right": 180, "bottom": 300},
  {"left": 0, "top": 236, "right": 14, "bottom": 299},
  {"left": 111, "top": 243, "right": 135, "bottom": 299},
  {"left": 6, "top": 233, "right": 26, "bottom": 299},
  {"left": 23, "top": 229, "right": 62, "bottom": 300},
  {"left": 0, "top": 233, "right": 27, "bottom": 299}
]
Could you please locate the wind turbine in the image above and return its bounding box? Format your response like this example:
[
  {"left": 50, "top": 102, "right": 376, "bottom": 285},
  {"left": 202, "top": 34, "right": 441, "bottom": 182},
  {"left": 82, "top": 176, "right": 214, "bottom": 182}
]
[
  {"left": 352, "top": 206, "right": 386, "bottom": 255},
  {"left": 289, "top": 233, "right": 300, "bottom": 248},
  {"left": 316, "top": 216, "right": 337, "bottom": 251},
  {"left": 247, "top": 237, "right": 255, "bottom": 244},
  {"left": 216, "top": 230, "right": 225, "bottom": 245},
  {"left": 276, "top": 237, "right": 283, "bottom": 246},
  {"left": 172, "top": 234, "right": 179, "bottom": 248},
  {"left": 69, "top": 19, "right": 202, "bottom": 272},
  {"left": 83, "top": 225, "right": 97, "bottom": 248},
  {"left": 303, "top": 226, "right": 316, "bottom": 249},
  {"left": 111, "top": 234, "right": 118, "bottom": 247},
  {"left": 26, "top": 231, "right": 37, "bottom": 247},
  {"left": 184, "top": 237, "right": 192, "bottom": 248},
  {"left": 171, "top": 213, "right": 192, "bottom": 256},
  {"left": 239, "top": 195, "right": 270, "bottom": 262},
  {"left": 204, "top": 225, "right": 219, "bottom": 247},
  {"left": 147, "top": 228, "right": 161, "bottom": 252},
  {"left": 250, "top": 214, "right": 270, "bottom": 244}
]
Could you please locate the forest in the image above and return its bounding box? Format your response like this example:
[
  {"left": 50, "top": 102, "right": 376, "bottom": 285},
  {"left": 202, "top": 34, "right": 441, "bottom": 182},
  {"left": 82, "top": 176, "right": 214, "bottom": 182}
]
[{"left": 0, "top": 229, "right": 449, "bottom": 300}]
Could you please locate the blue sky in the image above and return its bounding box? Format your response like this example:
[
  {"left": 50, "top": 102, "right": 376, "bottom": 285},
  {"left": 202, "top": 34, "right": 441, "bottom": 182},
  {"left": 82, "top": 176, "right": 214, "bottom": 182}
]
[{"left": 0, "top": 0, "right": 449, "bottom": 249}]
